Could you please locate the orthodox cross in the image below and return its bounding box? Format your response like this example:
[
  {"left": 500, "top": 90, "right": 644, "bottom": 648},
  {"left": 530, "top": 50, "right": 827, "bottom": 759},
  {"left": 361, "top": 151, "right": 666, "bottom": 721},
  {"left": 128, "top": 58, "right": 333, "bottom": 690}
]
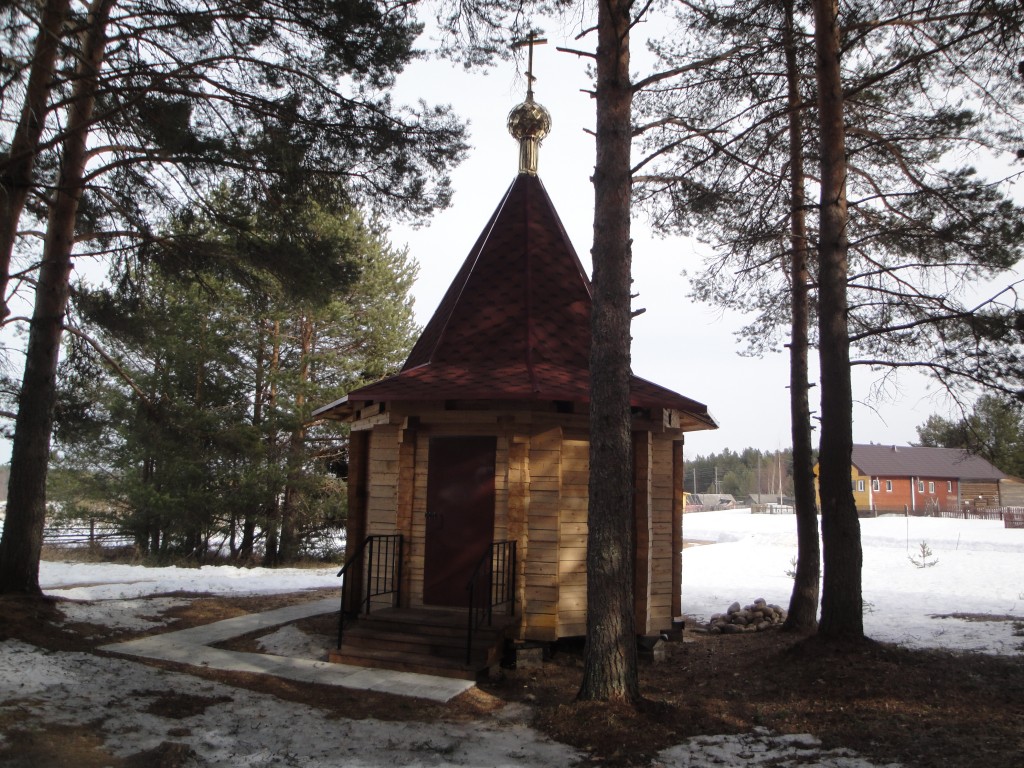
[{"left": 512, "top": 31, "right": 548, "bottom": 101}]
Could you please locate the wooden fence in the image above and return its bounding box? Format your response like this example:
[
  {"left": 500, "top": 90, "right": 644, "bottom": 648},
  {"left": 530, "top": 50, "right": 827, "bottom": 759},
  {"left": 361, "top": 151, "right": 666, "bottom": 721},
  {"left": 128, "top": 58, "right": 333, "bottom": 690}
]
[
  {"left": 858, "top": 506, "right": 1024, "bottom": 529},
  {"left": 1003, "top": 508, "right": 1024, "bottom": 529},
  {"left": 42, "top": 519, "right": 134, "bottom": 548}
]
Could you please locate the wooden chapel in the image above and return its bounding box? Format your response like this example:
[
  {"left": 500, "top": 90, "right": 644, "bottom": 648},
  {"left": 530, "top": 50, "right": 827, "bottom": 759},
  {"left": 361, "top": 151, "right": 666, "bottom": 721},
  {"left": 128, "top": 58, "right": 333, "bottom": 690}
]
[{"left": 314, "top": 71, "right": 716, "bottom": 675}]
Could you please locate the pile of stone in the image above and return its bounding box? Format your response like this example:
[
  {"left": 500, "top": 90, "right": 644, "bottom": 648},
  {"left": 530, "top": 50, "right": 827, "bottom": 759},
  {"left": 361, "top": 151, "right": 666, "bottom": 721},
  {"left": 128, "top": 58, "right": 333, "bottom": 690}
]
[{"left": 706, "top": 598, "right": 787, "bottom": 634}]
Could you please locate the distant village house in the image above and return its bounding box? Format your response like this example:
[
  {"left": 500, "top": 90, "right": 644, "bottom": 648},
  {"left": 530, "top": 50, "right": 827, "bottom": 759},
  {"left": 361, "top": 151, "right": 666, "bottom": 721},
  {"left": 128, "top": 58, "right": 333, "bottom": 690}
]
[{"left": 818, "top": 444, "right": 1007, "bottom": 516}]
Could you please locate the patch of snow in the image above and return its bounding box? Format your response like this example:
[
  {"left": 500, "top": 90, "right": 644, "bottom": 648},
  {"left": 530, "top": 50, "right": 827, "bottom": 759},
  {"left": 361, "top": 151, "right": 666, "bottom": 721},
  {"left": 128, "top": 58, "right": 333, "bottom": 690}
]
[
  {"left": 256, "top": 624, "right": 331, "bottom": 661},
  {"left": 0, "top": 640, "right": 580, "bottom": 767},
  {"left": 682, "top": 511, "right": 1024, "bottom": 654},
  {"left": 40, "top": 561, "right": 337, "bottom": 600},
  {"left": 654, "top": 728, "right": 902, "bottom": 767},
  {"left": 57, "top": 596, "right": 191, "bottom": 633},
  {"left": 4, "top": 509, "right": 1019, "bottom": 766}
]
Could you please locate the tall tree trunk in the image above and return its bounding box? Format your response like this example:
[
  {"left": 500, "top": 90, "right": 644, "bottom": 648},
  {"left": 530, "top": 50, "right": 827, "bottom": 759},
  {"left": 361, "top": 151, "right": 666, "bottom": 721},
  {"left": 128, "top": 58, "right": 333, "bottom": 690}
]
[
  {"left": 140, "top": 451, "right": 156, "bottom": 555},
  {"left": 578, "top": 0, "right": 640, "bottom": 704},
  {"left": 239, "top": 516, "right": 256, "bottom": 563},
  {"left": 262, "top": 320, "right": 282, "bottom": 567},
  {"left": 241, "top": 318, "right": 268, "bottom": 563},
  {"left": 279, "top": 316, "right": 313, "bottom": 563},
  {"left": 278, "top": 447, "right": 304, "bottom": 562},
  {"left": 783, "top": 0, "right": 820, "bottom": 633},
  {"left": 262, "top": 497, "right": 280, "bottom": 566},
  {"left": 0, "top": 0, "right": 114, "bottom": 594},
  {"left": 0, "top": 0, "right": 71, "bottom": 319},
  {"left": 811, "top": 0, "right": 863, "bottom": 639}
]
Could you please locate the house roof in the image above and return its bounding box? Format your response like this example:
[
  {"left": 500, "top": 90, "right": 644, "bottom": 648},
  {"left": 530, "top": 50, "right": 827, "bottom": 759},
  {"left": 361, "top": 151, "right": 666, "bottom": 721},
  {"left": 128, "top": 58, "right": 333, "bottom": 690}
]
[
  {"left": 747, "top": 494, "right": 793, "bottom": 505},
  {"left": 851, "top": 444, "right": 1005, "bottom": 481},
  {"left": 320, "top": 172, "right": 716, "bottom": 430}
]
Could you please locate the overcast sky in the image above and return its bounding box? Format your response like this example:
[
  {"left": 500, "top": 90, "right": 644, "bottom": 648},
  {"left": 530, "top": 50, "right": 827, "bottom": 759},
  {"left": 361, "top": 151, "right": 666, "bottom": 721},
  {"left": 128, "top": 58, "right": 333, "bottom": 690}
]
[
  {"left": 0, "top": 22, "right": 982, "bottom": 467},
  {"left": 389, "top": 30, "right": 956, "bottom": 459}
]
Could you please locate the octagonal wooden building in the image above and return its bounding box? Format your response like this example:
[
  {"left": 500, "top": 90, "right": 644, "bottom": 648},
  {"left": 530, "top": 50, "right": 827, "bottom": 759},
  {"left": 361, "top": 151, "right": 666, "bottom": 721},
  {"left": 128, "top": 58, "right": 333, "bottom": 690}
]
[{"left": 314, "top": 90, "right": 716, "bottom": 676}]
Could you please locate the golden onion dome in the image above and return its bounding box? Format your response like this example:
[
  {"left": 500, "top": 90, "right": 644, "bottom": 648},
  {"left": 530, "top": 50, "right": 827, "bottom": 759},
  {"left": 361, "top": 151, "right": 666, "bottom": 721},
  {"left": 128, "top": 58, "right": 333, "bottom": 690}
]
[
  {"left": 507, "top": 97, "right": 552, "bottom": 143},
  {"left": 507, "top": 96, "right": 551, "bottom": 176}
]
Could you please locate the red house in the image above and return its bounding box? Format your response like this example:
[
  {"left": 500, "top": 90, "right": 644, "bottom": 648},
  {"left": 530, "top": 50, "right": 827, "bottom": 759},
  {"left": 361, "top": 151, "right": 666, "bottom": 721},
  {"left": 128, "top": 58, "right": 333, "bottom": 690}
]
[{"left": 834, "top": 444, "right": 1006, "bottom": 515}]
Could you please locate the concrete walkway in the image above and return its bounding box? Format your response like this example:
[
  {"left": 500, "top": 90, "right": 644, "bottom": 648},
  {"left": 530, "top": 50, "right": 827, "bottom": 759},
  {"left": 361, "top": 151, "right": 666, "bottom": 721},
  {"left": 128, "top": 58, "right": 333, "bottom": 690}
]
[{"left": 100, "top": 597, "right": 475, "bottom": 703}]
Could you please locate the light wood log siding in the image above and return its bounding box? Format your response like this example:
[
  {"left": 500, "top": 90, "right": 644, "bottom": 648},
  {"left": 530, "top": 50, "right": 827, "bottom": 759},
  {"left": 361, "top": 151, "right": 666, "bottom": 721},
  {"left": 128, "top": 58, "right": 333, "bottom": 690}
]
[
  {"left": 556, "top": 435, "right": 589, "bottom": 638},
  {"left": 961, "top": 480, "right": 1001, "bottom": 510},
  {"left": 353, "top": 401, "right": 686, "bottom": 640},
  {"left": 633, "top": 431, "right": 653, "bottom": 634},
  {"left": 409, "top": 432, "right": 427, "bottom": 607},
  {"left": 365, "top": 424, "right": 400, "bottom": 611},
  {"left": 395, "top": 419, "right": 418, "bottom": 606},
  {"left": 508, "top": 439, "right": 530, "bottom": 633},
  {"left": 1000, "top": 478, "right": 1024, "bottom": 507},
  {"left": 649, "top": 434, "right": 678, "bottom": 631}
]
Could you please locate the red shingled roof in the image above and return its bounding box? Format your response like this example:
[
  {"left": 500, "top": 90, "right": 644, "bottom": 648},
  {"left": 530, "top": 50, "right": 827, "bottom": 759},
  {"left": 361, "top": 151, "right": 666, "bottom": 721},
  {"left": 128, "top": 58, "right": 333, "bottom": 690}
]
[{"left": 339, "top": 173, "right": 715, "bottom": 428}]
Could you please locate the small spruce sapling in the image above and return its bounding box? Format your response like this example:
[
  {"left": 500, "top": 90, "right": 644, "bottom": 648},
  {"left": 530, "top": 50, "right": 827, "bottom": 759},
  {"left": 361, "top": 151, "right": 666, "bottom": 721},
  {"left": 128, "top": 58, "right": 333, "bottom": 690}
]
[{"left": 909, "top": 540, "right": 939, "bottom": 568}]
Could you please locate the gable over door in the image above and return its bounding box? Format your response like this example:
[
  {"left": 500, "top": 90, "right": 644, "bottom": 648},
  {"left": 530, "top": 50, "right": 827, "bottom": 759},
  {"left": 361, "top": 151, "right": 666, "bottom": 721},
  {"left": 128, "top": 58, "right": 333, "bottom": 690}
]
[{"left": 423, "top": 436, "right": 496, "bottom": 606}]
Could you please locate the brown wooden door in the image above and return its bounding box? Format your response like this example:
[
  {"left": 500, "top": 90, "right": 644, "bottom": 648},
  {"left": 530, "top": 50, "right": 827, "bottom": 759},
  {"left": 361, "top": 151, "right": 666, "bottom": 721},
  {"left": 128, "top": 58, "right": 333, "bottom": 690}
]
[{"left": 423, "top": 436, "right": 496, "bottom": 606}]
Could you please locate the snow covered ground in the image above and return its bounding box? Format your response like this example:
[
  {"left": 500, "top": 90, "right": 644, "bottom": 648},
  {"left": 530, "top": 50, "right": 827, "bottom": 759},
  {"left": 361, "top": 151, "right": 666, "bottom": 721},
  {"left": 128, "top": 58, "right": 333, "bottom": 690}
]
[
  {"left": 682, "top": 510, "right": 1024, "bottom": 655},
  {"left": 2, "top": 510, "right": 1021, "bottom": 766}
]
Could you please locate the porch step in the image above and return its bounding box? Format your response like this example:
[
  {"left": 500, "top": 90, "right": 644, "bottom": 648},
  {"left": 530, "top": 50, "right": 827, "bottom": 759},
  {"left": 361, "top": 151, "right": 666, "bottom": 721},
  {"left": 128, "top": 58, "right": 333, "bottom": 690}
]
[{"left": 328, "top": 607, "right": 516, "bottom": 680}]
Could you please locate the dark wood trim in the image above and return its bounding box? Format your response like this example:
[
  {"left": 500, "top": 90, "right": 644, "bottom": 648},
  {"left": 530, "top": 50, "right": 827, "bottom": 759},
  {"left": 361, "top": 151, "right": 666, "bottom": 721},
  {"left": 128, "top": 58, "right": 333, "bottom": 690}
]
[
  {"left": 343, "top": 429, "right": 370, "bottom": 613},
  {"left": 672, "top": 439, "right": 684, "bottom": 620}
]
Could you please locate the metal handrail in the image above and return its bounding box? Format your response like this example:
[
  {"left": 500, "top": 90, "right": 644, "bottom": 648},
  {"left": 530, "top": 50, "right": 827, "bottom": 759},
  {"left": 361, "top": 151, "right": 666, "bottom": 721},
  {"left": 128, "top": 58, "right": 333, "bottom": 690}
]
[
  {"left": 336, "top": 534, "right": 403, "bottom": 650},
  {"left": 465, "top": 540, "right": 516, "bottom": 664}
]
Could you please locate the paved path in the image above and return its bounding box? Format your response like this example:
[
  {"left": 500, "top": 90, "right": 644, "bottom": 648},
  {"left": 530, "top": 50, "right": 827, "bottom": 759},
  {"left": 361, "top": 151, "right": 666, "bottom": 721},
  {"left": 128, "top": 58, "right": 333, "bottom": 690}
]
[{"left": 100, "top": 597, "right": 475, "bottom": 703}]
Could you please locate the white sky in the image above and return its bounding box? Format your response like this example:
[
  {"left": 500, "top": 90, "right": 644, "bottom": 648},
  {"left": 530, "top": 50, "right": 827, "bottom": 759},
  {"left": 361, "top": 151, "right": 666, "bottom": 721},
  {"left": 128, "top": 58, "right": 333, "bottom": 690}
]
[
  {"left": 388, "top": 29, "right": 959, "bottom": 461},
  {"left": 0, "top": 21, "right": 988, "bottom": 466}
]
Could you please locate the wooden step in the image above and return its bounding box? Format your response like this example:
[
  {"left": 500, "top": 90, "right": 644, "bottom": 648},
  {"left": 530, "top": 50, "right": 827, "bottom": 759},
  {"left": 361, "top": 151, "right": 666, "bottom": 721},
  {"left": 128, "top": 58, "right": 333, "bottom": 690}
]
[
  {"left": 340, "top": 625, "right": 501, "bottom": 661},
  {"left": 328, "top": 608, "right": 516, "bottom": 680}
]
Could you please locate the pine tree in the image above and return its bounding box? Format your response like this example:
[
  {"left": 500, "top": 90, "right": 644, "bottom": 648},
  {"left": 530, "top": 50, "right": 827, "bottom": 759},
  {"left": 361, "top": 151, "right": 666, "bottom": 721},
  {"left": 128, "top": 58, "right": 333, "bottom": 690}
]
[
  {"left": 632, "top": 0, "right": 1024, "bottom": 638},
  {"left": 0, "top": 0, "right": 459, "bottom": 593},
  {"left": 54, "top": 196, "right": 418, "bottom": 563},
  {"left": 917, "top": 395, "right": 1024, "bottom": 478},
  {"left": 812, "top": 0, "right": 862, "bottom": 639},
  {"left": 579, "top": 0, "right": 641, "bottom": 705}
]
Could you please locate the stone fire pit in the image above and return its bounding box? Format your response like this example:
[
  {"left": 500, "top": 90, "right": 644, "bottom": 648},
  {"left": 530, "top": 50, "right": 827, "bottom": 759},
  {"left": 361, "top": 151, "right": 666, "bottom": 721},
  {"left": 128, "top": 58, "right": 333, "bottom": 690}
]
[{"left": 706, "top": 598, "right": 787, "bottom": 633}]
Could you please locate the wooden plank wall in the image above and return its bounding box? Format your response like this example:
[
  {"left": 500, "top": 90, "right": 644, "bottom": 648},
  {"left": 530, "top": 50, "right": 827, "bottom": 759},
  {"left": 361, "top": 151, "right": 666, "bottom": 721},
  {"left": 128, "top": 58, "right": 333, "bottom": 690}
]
[
  {"left": 961, "top": 480, "right": 1000, "bottom": 510},
  {"left": 633, "top": 432, "right": 653, "bottom": 634},
  {"left": 395, "top": 419, "right": 418, "bottom": 605},
  {"left": 366, "top": 424, "right": 400, "bottom": 534},
  {"left": 648, "top": 434, "right": 677, "bottom": 632},
  {"left": 524, "top": 427, "right": 562, "bottom": 640},
  {"left": 557, "top": 434, "right": 589, "bottom": 638},
  {"left": 356, "top": 406, "right": 683, "bottom": 639},
  {"left": 365, "top": 424, "right": 400, "bottom": 611},
  {"left": 408, "top": 431, "right": 428, "bottom": 607},
  {"left": 507, "top": 438, "right": 529, "bottom": 633}
]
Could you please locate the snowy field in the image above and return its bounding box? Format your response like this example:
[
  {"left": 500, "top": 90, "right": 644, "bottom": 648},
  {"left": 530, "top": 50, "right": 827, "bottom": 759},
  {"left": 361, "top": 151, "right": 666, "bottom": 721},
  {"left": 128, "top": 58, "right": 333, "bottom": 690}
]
[
  {"left": 682, "top": 510, "right": 1024, "bottom": 655},
  {"left": 2, "top": 509, "right": 1021, "bottom": 767}
]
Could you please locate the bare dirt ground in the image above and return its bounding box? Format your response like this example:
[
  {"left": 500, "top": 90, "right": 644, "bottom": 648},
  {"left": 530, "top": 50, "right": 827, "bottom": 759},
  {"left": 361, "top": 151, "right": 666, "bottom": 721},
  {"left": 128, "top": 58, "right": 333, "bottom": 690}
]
[{"left": 3, "top": 592, "right": 1023, "bottom": 768}]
